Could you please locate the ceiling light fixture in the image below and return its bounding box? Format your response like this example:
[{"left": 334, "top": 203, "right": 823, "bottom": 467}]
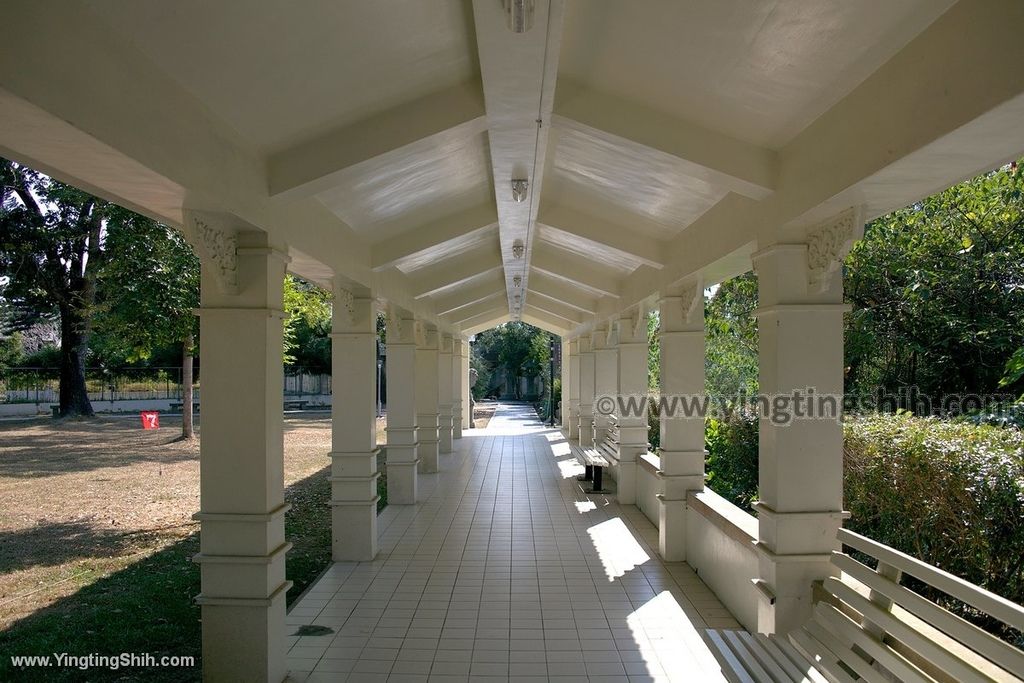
[
  {"left": 504, "top": 0, "right": 534, "bottom": 33},
  {"left": 513, "top": 275, "right": 522, "bottom": 287},
  {"left": 512, "top": 240, "right": 524, "bottom": 259},
  {"left": 511, "top": 178, "right": 528, "bottom": 203}
]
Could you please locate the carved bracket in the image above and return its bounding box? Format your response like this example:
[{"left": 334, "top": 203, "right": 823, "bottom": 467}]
[
  {"left": 186, "top": 210, "right": 238, "bottom": 294},
  {"left": 678, "top": 277, "right": 703, "bottom": 324},
  {"left": 806, "top": 206, "right": 865, "bottom": 293},
  {"left": 335, "top": 287, "right": 355, "bottom": 326}
]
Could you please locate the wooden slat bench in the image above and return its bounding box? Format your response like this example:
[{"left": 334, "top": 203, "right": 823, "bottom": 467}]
[
  {"left": 707, "top": 527, "right": 1024, "bottom": 683},
  {"left": 572, "top": 425, "right": 618, "bottom": 493}
]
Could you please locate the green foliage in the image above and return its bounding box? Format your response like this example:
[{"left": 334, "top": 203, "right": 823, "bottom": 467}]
[
  {"left": 845, "top": 161, "right": 1024, "bottom": 401},
  {"left": 283, "top": 275, "right": 332, "bottom": 367},
  {"left": 704, "top": 412, "right": 760, "bottom": 511},
  {"left": 471, "top": 322, "right": 553, "bottom": 399},
  {"left": 845, "top": 412, "right": 1024, "bottom": 641},
  {"left": 93, "top": 221, "right": 199, "bottom": 364},
  {"left": 705, "top": 274, "right": 759, "bottom": 399},
  {"left": 647, "top": 309, "right": 660, "bottom": 391}
]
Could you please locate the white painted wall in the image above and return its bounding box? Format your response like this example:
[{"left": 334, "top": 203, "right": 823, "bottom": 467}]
[{"left": 686, "top": 489, "right": 760, "bottom": 632}]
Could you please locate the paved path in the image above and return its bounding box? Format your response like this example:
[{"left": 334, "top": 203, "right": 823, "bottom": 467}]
[{"left": 286, "top": 402, "right": 737, "bottom": 682}]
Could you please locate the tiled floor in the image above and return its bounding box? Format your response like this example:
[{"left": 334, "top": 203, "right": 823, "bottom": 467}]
[{"left": 285, "top": 403, "right": 739, "bottom": 682}]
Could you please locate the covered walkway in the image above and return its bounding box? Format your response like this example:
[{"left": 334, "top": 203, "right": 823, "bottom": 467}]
[{"left": 285, "top": 403, "right": 737, "bottom": 682}]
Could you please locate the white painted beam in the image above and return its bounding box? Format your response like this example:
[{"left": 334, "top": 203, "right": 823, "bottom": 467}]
[
  {"left": 461, "top": 311, "right": 511, "bottom": 336},
  {"left": 471, "top": 0, "right": 566, "bottom": 318},
  {"left": 553, "top": 80, "right": 776, "bottom": 200},
  {"left": 408, "top": 246, "right": 503, "bottom": 299},
  {"left": 528, "top": 273, "right": 599, "bottom": 314},
  {"left": 524, "top": 295, "right": 584, "bottom": 325},
  {"left": 268, "top": 81, "right": 487, "bottom": 200},
  {"left": 537, "top": 203, "right": 666, "bottom": 268},
  {"left": 531, "top": 246, "right": 621, "bottom": 299},
  {"left": 522, "top": 307, "right": 571, "bottom": 335},
  {"left": 443, "top": 298, "right": 508, "bottom": 325},
  {"left": 370, "top": 203, "right": 498, "bottom": 271},
  {"left": 432, "top": 277, "right": 506, "bottom": 316}
]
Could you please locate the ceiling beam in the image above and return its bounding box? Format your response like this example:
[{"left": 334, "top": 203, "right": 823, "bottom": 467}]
[
  {"left": 528, "top": 273, "right": 599, "bottom": 314},
  {"left": 553, "top": 79, "right": 775, "bottom": 200},
  {"left": 471, "top": 0, "right": 566, "bottom": 318},
  {"left": 537, "top": 203, "right": 666, "bottom": 268},
  {"left": 462, "top": 311, "right": 511, "bottom": 336},
  {"left": 531, "top": 246, "right": 621, "bottom": 299},
  {"left": 524, "top": 295, "right": 584, "bottom": 325},
  {"left": 433, "top": 279, "right": 506, "bottom": 316},
  {"left": 268, "top": 81, "right": 486, "bottom": 200},
  {"left": 443, "top": 297, "right": 508, "bottom": 325},
  {"left": 371, "top": 203, "right": 497, "bottom": 271},
  {"left": 522, "top": 307, "right": 571, "bottom": 335},
  {"left": 408, "top": 246, "right": 503, "bottom": 299}
]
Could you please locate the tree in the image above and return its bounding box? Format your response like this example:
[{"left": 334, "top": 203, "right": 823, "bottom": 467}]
[
  {"left": 94, "top": 221, "right": 200, "bottom": 439},
  {"left": 0, "top": 160, "right": 121, "bottom": 416},
  {"left": 472, "top": 322, "right": 551, "bottom": 399},
  {"left": 704, "top": 273, "right": 759, "bottom": 400},
  {"left": 845, "top": 160, "right": 1024, "bottom": 406},
  {"left": 283, "top": 275, "right": 332, "bottom": 368}
]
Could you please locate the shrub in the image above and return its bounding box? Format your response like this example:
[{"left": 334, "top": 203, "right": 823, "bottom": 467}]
[
  {"left": 844, "top": 412, "right": 1024, "bottom": 642},
  {"left": 704, "top": 410, "right": 760, "bottom": 511}
]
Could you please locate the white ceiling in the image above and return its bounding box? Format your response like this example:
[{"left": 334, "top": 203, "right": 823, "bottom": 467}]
[{"left": 74, "top": 0, "right": 962, "bottom": 333}]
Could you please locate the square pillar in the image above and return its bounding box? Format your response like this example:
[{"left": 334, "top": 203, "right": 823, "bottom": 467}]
[
  {"left": 385, "top": 306, "right": 418, "bottom": 504},
  {"left": 329, "top": 285, "right": 379, "bottom": 561},
  {"left": 567, "top": 339, "right": 580, "bottom": 440},
  {"left": 657, "top": 282, "right": 705, "bottom": 561},
  {"left": 616, "top": 311, "right": 648, "bottom": 506},
  {"left": 577, "top": 336, "right": 595, "bottom": 447},
  {"left": 753, "top": 241, "right": 849, "bottom": 634},
  {"left": 452, "top": 338, "right": 465, "bottom": 439},
  {"left": 460, "top": 339, "right": 472, "bottom": 429},
  {"left": 593, "top": 324, "right": 618, "bottom": 447},
  {"left": 560, "top": 339, "right": 571, "bottom": 431},
  {"left": 193, "top": 227, "right": 289, "bottom": 683},
  {"left": 415, "top": 322, "right": 440, "bottom": 473},
  {"left": 437, "top": 333, "right": 454, "bottom": 453}
]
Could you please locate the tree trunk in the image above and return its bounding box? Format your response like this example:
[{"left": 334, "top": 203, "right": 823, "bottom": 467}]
[
  {"left": 181, "top": 332, "right": 195, "bottom": 439},
  {"left": 58, "top": 304, "right": 94, "bottom": 417}
]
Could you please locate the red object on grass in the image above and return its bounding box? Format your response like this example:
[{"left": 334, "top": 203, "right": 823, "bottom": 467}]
[{"left": 141, "top": 411, "right": 160, "bottom": 430}]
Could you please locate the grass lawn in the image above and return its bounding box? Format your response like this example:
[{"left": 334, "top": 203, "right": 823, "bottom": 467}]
[{"left": 0, "top": 413, "right": 384, "bottom": 681}]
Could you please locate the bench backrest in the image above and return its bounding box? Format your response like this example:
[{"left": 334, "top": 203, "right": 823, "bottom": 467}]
[{"left": 796, "top": 528, "right": 1024, "bottom": 683}]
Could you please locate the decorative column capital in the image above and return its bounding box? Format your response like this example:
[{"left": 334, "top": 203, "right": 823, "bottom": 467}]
[
  {"left": 185, "top": 209, "right": 238, "bottom": 295},
  {"left": 806, "top": 206, "right": 865, "bottom": 293}
]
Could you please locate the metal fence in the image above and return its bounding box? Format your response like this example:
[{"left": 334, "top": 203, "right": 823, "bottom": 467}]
[{"left": 0, "top": 366, "right": 332, "bottom": 404}]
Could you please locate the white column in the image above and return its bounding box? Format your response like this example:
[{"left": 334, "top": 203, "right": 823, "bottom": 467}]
[
  {"left": 593, "top": 323, "right": 619, "bottom": 446},
  {"left": 452, "top": 338, "right": 464, "bottom": 439},
  {"left": 385, "top": 306, "right": 418, "bottom": 504},
  {"left": 753, "top": 240, "right": 848, "bottom": 635},
  {"left": 560, "top": 339, "right": 570, "bottom": 431},
  {"left": 193, "top": 229, "right": 289, "bottom": 683},
  {"left": 460, "top": 339, "right": 472, "bottom": 429},
  {"left": 577, "top": 335, "right": 595, "bottom": 447},
  {"left": 437, "top": 333, "right": 454, "bottom": 453},
  {"left": 658, "top": 281, "right": 705, "bottom": 562},
  {"left": 615, "top": 311, "right": 648, "bottom": 505},
  {"left": 567, "top": 339, "right": 580, "bottom": 440},
  {"left": 329, "top": 285, "right": 378, "bottom": 561},
  {"left": 415, "top": 322, "right": 440, "bottom": 473}
]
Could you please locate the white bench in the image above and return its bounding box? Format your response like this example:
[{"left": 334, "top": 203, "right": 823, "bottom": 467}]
[
  {"left": 572, "top": 425, "right": 617, "bottom": 493},
  {"left": 707, "top": 527, "right": 1024, "bottom": 683}
]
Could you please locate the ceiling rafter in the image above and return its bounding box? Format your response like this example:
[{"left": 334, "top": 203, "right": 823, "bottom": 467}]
[
  {"left": 530, "top": 245, "right": 622, "bottom": 298},
  {"left": 407, "top": 245, "right": 503, "bottom": 299},
  {"left": 268, "top": 81, "right": 486, "bottom": 200},
  {"left": 536, "top": 203, "right": 666, "bottom": 268},
  {"left": 370, "top": 203, "right": 498, "bottom": 271}
]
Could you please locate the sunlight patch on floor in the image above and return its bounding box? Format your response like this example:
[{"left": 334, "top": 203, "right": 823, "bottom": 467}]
[
  {"left": 587, "top": 517, "right": 651, "bottom": 581},
  {"left": 574, "top": 500, "right": 597, "bottom": 513}
]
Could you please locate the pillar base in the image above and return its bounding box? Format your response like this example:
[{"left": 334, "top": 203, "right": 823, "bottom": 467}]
[
  {"left": 385, "top": 442, "right": 419, "bottom": 504},
  {"left": 615, "top": 460, "right": 637, "bottom": 504},
  {"left": 331, "top": 499, "right": 379, "bottom": 561},
  {"left": 438, "top": 412, "right": 454, "bottom": 453},
  {"left": 657, "top": 495, "right": 687, "bottom": 562},
  {"left": 199, "top": 587, "right": 289, "bottom": 683}
]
